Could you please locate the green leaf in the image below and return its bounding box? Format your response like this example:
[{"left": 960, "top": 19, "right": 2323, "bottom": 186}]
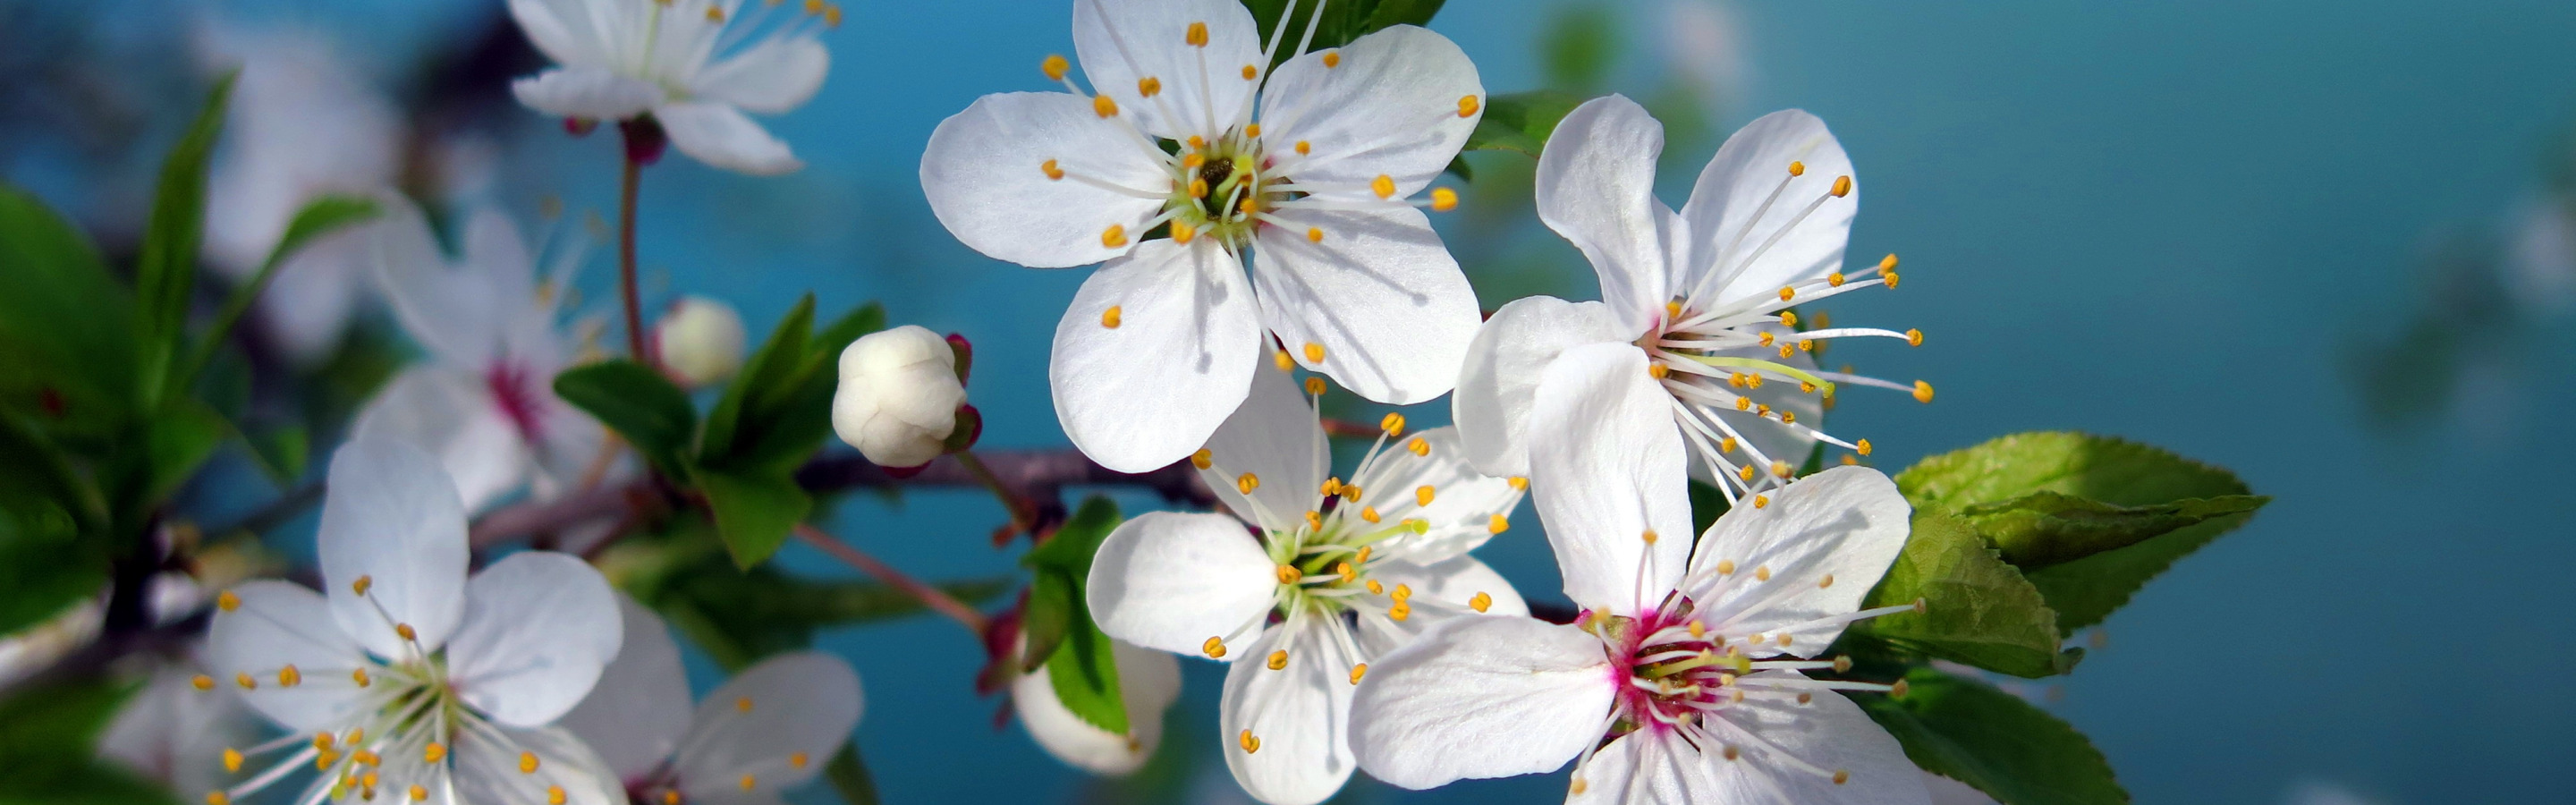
[
  {"left": 1241, "top": 0, "right": 1446, "bottom": 66},
  {"left": 1021, "top": 496, "right": 1124, "bottom": 670},
  {"left": 0, "top": 184, "right": 139, "bottom": 431},
  {"left": 1961, "top": 491, "right": 2270, "bottom": 569},
  {"left": 244, "top": 424, "right": 309, "bottom": 486},
  {"left": 1855, "top": 667, "right": 2128, "bottom": 805},
  {"left": 177, "top": 195, "right": 380, "bottom": 388},
  {"left": 1360, "top": 0, "right": 1445, "bottom": 30},
  {"left": 823, "top": 744, "right": 879, "bottom": 805},
  {"left": 134, "top": 72, "right": 237, "bottom": 407},
  {"left": 699, "top": 468, "right": 811, "bottom": 569},
  {"left": 702, "top": 295, "right": 816, "bottom": 460},
  {"left": 1462, "top": 90, "right": 1584, "bottom": 158},
  {"left": 1538, "top": 3, "right": 1617, "bottom": 92},
  {"left": 1847, "top": 511, "right": 2072, "bottom": 678},
  {"left": 1045, "top": 606, "right": 1129, "bottom": 734},
  {"left": 0, "top": 678, "right": 173, "bottom": 805},
  {"left": 1895, "top": 432, "right": 2262, "bottom": 633},
  {"left": 1025, "top": 496, "right": 1123, "bottom": 571},
  {"left": 555, "top": 360, "right": 699, "bottom": 477},
  {"left": 0, "top": 531, "right": 103, "bottom": 639},
  {"left": 141, "top": 397, "right": 229, "bottom": 504},
  {"left": 1021, "top": 569, "right": 1077, "bottom": 673}
]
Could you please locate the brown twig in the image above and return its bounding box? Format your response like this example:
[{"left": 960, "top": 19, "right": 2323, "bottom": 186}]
[{"left": 795, "top": 523, "right": 988, "bottom": 635}]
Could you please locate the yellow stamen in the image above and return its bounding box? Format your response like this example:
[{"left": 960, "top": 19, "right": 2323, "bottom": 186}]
[
  {"left": 1275, "top": 564, "right": 1304, "bottom": 584},
  {"left": 1242, "top": 64, "right": 1259, "bottom": 80},
  {"left": 1321, "top": 51, "right": 1341, "bottom": 68},
  {"left": 1304, "top": 377, "right": 1326, "bottom": 395},
  {"left": 1302, "top": 342, "right": 1325, "bottom": 363},
  {"left": 1820, "top": 573, "right": 1836, "bottom": 589},
  {"left": 1430, "top": 187, "right": 1458, "bottom": 211},
  {"left": 1240, "top": 730, "right": 1261, "bottom": 753},
  {"left": 740, "top": 775, "right": 756, "bottom": 792},
  {"left": 1913, "top": 380, "right": 1936, "bottom": 403},
  {"left": 1779, "top": 311, "right": 1798, "bottom": 327},
  {"left": 736, "top": 696, "right": 753, "bottom": 713},
  {"left": 208, "top": 793, "right": 231, "bottom": 805},
  {"left": 1857, "top": 438, "right": 1873, "bottom": 456},
  {"left": 1191, "top": 448, "right": 1213, "bottom": 470},
  {"left": 1469, "top": 591, "right": 1493, "bottom": 613},
  {"left": 234, "top": 674, "right": 256, "bottom": 691},
  {"left": 192, "top": 674, "right": 215, "bottom": 691},
  {"left": 1041, "top": 55, "right": 1070, "bottom": 80},
  {"left": 410, "top": 785, "right": 428, "bottom": 801},
  {"left": 224, "top": 748, "right": 244, "bottom": 772},
  {"left": 1295, "top": 140, "right": 1311, "bottom": 155},
  {"left": 1370, "top": 174, "right": 1395, "bottom": 199},
  {"left": 1360, "top": 506, "right": 1380, "bottom": 523},
  {"left": 216, "top": 591, "right": 240, "bottom": 612},
  {"left": 550, "top": 785, "right": 568, "bottom": 804},
  {"left": 1237, "top": 473, "right": 1259, "bottom": 494},
  {"left": 1101, "top": 224, "right": 1128, "bottom": 248},
  {"left": 1720, "top": 436, "right": 1738, "bottom": 453},
  {"left": 1203, "top": 636, "right": 1228, "bottom": 658},
  {"left": 1753, "top": 495, "right": 1770, "bottom": 508},
  {"left": 705, "top": 4, "right": 724, "bottom": 21},
  {"left": 1779, "top": 286, "right": 1796, "bottom": 302},
  {"left": 1414, "top": 485, "right": 1436, "bottom": 505},
  {"left": 1137, "top": 76, "right": 1162, "bottom": 97},
  {"left": 1641, "top": 530, "right": 1659, "bottom": 545},
  {"left": 1831, "top": 175, "right": 1852, "bottom": 197},
  {"left": 1457, "top": 95, "right": 1480, "bottom": 117},
  {"left": 1788, "top": 161, "right": 1806, "bottom": 176},
  {"left": 1380, "top": 412, "right": 1406, "bottom": 436},
  {"left": 1829, "top": 272, "right": 1846, "bottom": 287},
  {"left": 423, "top": 743, "right": 445, "bottom": 764},
  {"left": 1648, "top": 361, "right": 1670, "bottom": 380},
  {"left": 1185, "top": 21, "right": 1208, "bottom": 47},
  {"left": 1040, "top": 159, "right": 1063, "bottom": 181},
  {"left": 1907, "top": 328, "right": 1924, "bottom": 346},
  {"left": 791, "top": 753, "right": 809, "bottom": 769},
  {"left": 1349, "top": 663, "right": 1369, "bottom": 684},
  {"left": 1307, "top": 226, "right": 1324, "bottom": 243},
  {"left": 1366, "top": 579, "right": 1384, "bottom": 595},
  {"left": 1508, "top": 476, "right": 1528, "bottom": 490},
  {"left": 1487, "top": 514, "right": 1508, "bottom": 535},
  {"left": 277, "top": 665, "right": 301, "bottom": 687},
  {"left": 1092, "top": 94, "right": 1119, "bottom": 118},
  {"left": 1267, "top": 649, "right": 1289, "bottom": 671},
  {"left": 394, "top": 623, "right": 416, "bottom": 641},
  {"left": 1717, "top": 559, "right": 1735, "bottom": 575},
  {"left": 352, "top": 575, "right": 372, "bottom": 597}
]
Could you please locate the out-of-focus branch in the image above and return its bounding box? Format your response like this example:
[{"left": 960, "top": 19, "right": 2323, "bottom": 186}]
[{"left": 794, "top": 523, "right": 987, "bottom": 635}]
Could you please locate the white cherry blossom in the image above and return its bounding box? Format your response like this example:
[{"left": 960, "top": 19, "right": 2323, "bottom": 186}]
[
  {"left": 507, "top": 0, "right": 835, "bottom": 174},
  {"left": 831, "top": 326, "right": 966, "bottom": 469},
  {"left": 1085, "top": 364, "right": 1527, "bottom": 805},
  {"left": 1453, "top": 95, "right": 1927, "bottom": 502},
  {"left": 560, "top": 597, "right": 864, "bottom": 805},
  {"left": 199, "top": 440, "right": 624, "bottom": 805},
  {"left": 1011, "top": 637, "right": 1181, "bottom": 776},
  {"left": 1352, "top": 345, "right": 1928, "bottom": 805},
  {"left": 354, "top": 198, "right": 609, "bottom": 513},
  {"left": 920, "top": 0, "right": 1487, "bottom": 472}
]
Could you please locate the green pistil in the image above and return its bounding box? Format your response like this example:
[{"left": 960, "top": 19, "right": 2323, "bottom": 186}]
[{"left": 1682, "top": 354, "right": 1837, "bottom": 396}]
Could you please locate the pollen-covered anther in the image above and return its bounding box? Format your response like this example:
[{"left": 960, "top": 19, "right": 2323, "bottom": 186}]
[
  {"left": 234, "top": 673, "right": 256, "bottom": 691},
  {"left": 1469, "top": 591, "right": 1493, "bottom": 613},
  {"left": 1370, "top": 174, "right": 1396, "bottom": 199},
  {"left": 1241, "top": 64, "right": 1258, "bottom": 80},
  {"left": 423, "top": 743, "right": 446, "bottom": 764},
  {"left": 191, "top": 674, "right": 215, "bottom": 691},
  {"left": 1758, "top": 331, "right": 1775, "bottom": 347},
  {"left": 1776, "top": 633, "right": 1792, "bottom": 648},
  {"left": 1322, "top": 478, "right": 1343, "bottom": 496},
  {"left": 1366, "top": 579, "right": 1384, "bottom": 595},
  {"left": 1907, "top": 328, "right": 1925, "bottom": 346},
  {"left": 1038, "top": 54, "right": 1071, "bottom": 81},
  {"left": 1640, "top": 529, "right": 1659, "bottom": 545},
  {"left": 1779, "top": 286, "right": 1796, "bottom": 302},
  {"left": 1508, "top": 476, "right": 1529, "bottom": 490},
  {"left": 1099, "top": 306, "right": 1122, "bottom": 328},
  {"left": 1832, "top": 655, "right": 1854, "bottom": 673},
  {"left": 1648, "top": 362, "right": 1670, "bottom": 380},
  {"left": 409, "top": 785, "right": 428, "bottom": 802},
  {"left": 1572, "top": 778, "right": 1590, "bottom": 794},
  {"left": 1487, "top": 514, "right": 1508, "bottom": 535},
  {"left": 1779, "top": 310, "right": 1798, "bottom": 327},
  {"left": 1101, "top": 224, "right": 1128, "bottom": 248},
  {"left": 1798, "top": 338, "right": 1815, "bottom": 352},
  {"left": 1186, "top": 176, "right": 1208, "bottom": 196},
  {"left": 1819, "top": 573, "right": 1836, "bottom": 589},
  {"left": 705, "top": 4, "right": 724, "bottom": 21},
  {"left": 1777, "top": 344, "right": 1795, "bottom": 359},
  {"left": 1913, "top": 380, "right": 1936, "bottom": 403},
  {"left": 1170, "top": 220, "right": 1197, "bottom": 244},
  {"left": 277, "top": 665, "right": 301, "bottom": 687},
  {"left": 1665, "top": 301, "right": 1683, "bottom": 320},
  {"left": 1829, "top": 272, "right": 1847, "bottom": 287},
  {"left": 1687, "top": 621, "right": 1707, "bottom": 639},
  {"left": 207, "top": 793, "right": 230, "bottom": 805},
  {"left": 1185, "top": 21, "right": 1208, "bottom": 47},
  {"left": 791, "top": 753, "right": 810, "bottom": 769},
  {"left": 1387, "top": 600, "right": 1411, "bottom": 621},
  {"left": 1360, "top": 506, "right": 1380, "bottom": 523},
  {"left": 352, "top": 575, "right": 373, "bottom": 596},
  {"left": 1719, "top": 436, "right": 1738, "bottom": 453},
  {"left": 1092, "top": 95, "right": 1119, "bottom": 118},
  {"left": 739, "top": 775, "right": 756, "bottom": 792},
  {"left": 222, "top": 748, "right": 244, "bottom": 772},
  {"left": 1137, "top": 76, "right": 1162, "bottom": 97},
  {"left": 1190, "top": 448, "right": 1212, "bottom": 470},
  {"left": 1040, "top": 159, "right": 1063, "bottom": 181},
  {"left": 1430, "top": 187, "right": 1459, "bottom": 211},
  {"left": 1771, "top": 460, "right": 1792, "bottom": 479},
  {"left": 1307, "top": 226, "right": 1324, "bottom": 243},
  {"left": 395, "top": 623, "right": 417, "bottom": 641},
  {"left": 1457, "top": 95, "right": 1480, "bottom": 117},
  {"left": 1411, "top": 485, "right": 1436, "bottom": 506},
  {"left": 1295, "top": 140, "right": 1311, "bottom": 155},
  {"left": 1203, "top": 636, "right": 1228, "bottom": 658},
  {"left": 1267, "top": 649, "right": 1289, "bottom": 671},
  {"left": 1380, "top": 412, "right": 1406, "bottom": 436},
  {"left": 1831, "top": 176, "right": 1853, "bottom": 197},
  {"left": 1753, "top": 495, "right": 1770, "bottom": 508},
  {"left": 1834, "top": 770, "right": 1852, "bottom": 785},
  {"left": 1275, "top": 564, "right": 1304, "bottom": 584},
  {"left": 1244, "top": 124, "right": 1261, "bottom": 138},
  {"left": 1321, "top": 50, "right": 1341, "bottom": 68},
  {"left": 1336, "top": 562, "right": 1356, "bottom": 582},
  {"left": 736, "top": 696, "right": 753, "bottom": 713},
  {"left": 1305, "top": 377, "right": 1326, "bottom": 395},
  {"left": 1240, "top": 729, "right": 1262, "bottom": 753},
  {"left": 1302, "top": 342, "right": 1325, "bottom": 363},
  {"left": 1787, "top": 160, "right": 1806, "bottom": 177},
  {"left": 1735, "top": 463, "right": 1756, "bottom": 482},
  {"left": 1755, "top": 564, "right": 1772, "bottom": 580},
  {"left": 217, "top": 590, "right": 241, "bottom": 612}
]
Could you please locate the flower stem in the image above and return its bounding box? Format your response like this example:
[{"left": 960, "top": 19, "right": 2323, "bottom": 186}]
[
  {"left": 953, "top": 450, "right": 1037, "bottom": 534},
  {"left": 794, "top": 523, "right": 988, "bottom": 635},
  {"left": 617, "top": 137, "right": 649, "bottom": 365}
]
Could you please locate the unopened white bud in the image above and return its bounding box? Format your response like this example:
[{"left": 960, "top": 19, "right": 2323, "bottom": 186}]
[
  {"left": 656, "top": 296, "right": 748, "bottom": 388},
  {"left": 832, "top": 326, "right": 965, "bottom": 467}
]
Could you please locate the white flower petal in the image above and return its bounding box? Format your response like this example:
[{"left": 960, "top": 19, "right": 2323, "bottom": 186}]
[
  {"left": 1347, "top": 616, "right": 1612, "bottom": 790},
  {"left": 558, "top": 596, "right": 695, "bottom": 783},
  {"left": 657, "top": 102, "right": 803, "bottom": 176},
  {"left": 1693, "top": 673, "right": 1929, "bottom": 805},
  {"left": 1013, "top": 639, "right": 1182, "bottom": 776},
  {"left": 921, "top": 91, "right": 1168, "bottom": 269},
  {"left": 447, "top": 552, "right": 622, "bottom": 728},
  {"left": 512, "top": 66, "right": 664, "bottom": 121},
  {"left": 1349, "top": 427, "right": 1526, "bottom": 564},
  {"left": 1451, "top": 296, "right": 1629, "bottom": 478},
  {"left": 503, "top": 0, "right": 614, "bottom": 69},
  {"left": 1258, "top": 25, "right": 1480, "bottom": 196},
  {"left": 462, "top": 207, "right": 537, "bottom": 299},
  {"left": 1926, "top": 772, "right": 2002, "bottom": 805},
  {"left": 1086, "top": 512, "right": 1278, "bottom": 657},
  {"left": 1676, "top": 109, "right": 1857, "bottom": 308},
  {"left": 352, "top": 366, "right": 531, "bottom": 515},
  {"left": 1219, "top": 622, "right": 1355, "bottom": 805},
  {"left": 99, "top": 666, "right": 255, "bottom": 794},
  {"left": 318, "top": 439, "right": 470, "bottom": 658},
  {"left": 1252, "top": 204, "right": 1479, "bottom": 404},
  {"left": 453, "top": 724, "right": 629, "bottom": 805},
  {"left": 374, "top": 198, "right": 504, "bottom": 368},
  {"left": 694, "top": 36, "right": 828, "bottom": 114},
  {"left": 528, "top": 388, "right": 614, "bottom": 503},
  {"left": 1072, "top": 0, "right": 1264, "bottom": 140},
  {"left": 1685, "top": 467, "right": 1911, "bottom": 654},
  {"left": 1351, "top": 555, "right": 1529, "bottom": 657},
  {"left": 675, "top": 652, "right": 863, "bottom": 795},
  {"left": 205, "top": 581, "right": 371, "bottom": 733},
  {"left": 1051, "top": 240, "right": 1263, "bottom": 473},
  {"left": 1526, "top": 343, "right": 1691, "bottom": 615},
  {"left": 1538, "top": 95, "right": 1675, "bottom": 335},
  {"left": 1198, "top": 360, "right": 1329, "bottom": 533}
]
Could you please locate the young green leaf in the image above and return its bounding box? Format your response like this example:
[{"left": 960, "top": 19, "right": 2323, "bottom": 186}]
[
  {"left": 1024, "top": 496, "right": 1123, "bottom": 572},
  {"left": 1961, "top": 491, "right": 2271, "bottom": 569},
  {"left": 1021, "top": 569, "right": 1078, "bottom": 673},
  {"left": 1021, "top": 496, "right": 1125, "bottom": 670},
  {"left": 245, "top": 424, "right": 310, "bottom": 486},
  {"left": 1045, "top": 606, "right": 1130, "bottom": 734},
  {"left": 699, "top": 468, "right": 812, "bottom": 569},
  {"left": 141, "top": 397, "right": 231, "bottom": 504},
  {"left": 0, "top": 678, "right": 175, "bottom": 805},
  {"left": 702, "top": 295, "right": 816, "bottom": 459},
  {"left": 1848, "top": 510, "right": 2074, "bottom": 678},
  {"left": 134, "top": 72, "right": 238, "bottom": 407},
  {"left": 1462, "top": 90, "right": 1584, "bottom": 158},
  {"left": 0, "top": 184, "right": 139, "bottom": 432},
  {"left": 554, "top": 360, "right": 699, "bottom": 477},
  {"left": 1241, "top": 0, "right": 1447, "bottom": 66},
  {"left": 1854, "top": 667, "right": 2129, "bottom": 805},
  {"left": 178, "top": 195, "right": 381, "bottom": 389}
]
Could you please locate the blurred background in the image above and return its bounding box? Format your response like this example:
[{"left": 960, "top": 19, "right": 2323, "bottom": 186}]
[{"left": 5, "top": 0, "right": 2574, "bottom": 803}]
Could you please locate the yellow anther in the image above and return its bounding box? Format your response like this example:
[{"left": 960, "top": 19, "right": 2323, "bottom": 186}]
[
  {"left": 1799, "top": 339, "right": 1816, "bottom": 352},
  {"left": 217, "top": 590, "right": 240, "bottom": 612},
  {"left": 1778, "top": 344, "right": 1796, "bottom": 359},
  {"left": 1391, "top": 583, "right": 1412, "bottom": 601},
  {"left": 1360, "top": 506, "right": 1380, "bottom": 523},
  {"left": 1405, "top": 436, "right": 1429, "bottom": 457},
  {"left": 1239, "top": 729, "right": 1261, "bottom": 753},
  {"left": 1307, "top": 226, "right": 1324, "bottom": 243},
  {"left": 1469, "top": 591, "right": 1493, "bottom": 613},
  {"left": 1892, "top": 679, "right": 1912, "bottom": 698},
  {"left": 1241, "top": 64, "right": 1259, "bottom": 80},
  {"left": 1244, "top": 123, "right": 1261, "bottom": 138},
  {"left": 1842, "top": 454, "right": 1860, "bottom": 465},
  {"left": 1736, "top": 462, "right": 1756, "bottom": 482},
  {"left": 278, "top": 665, "right": 301, "bottom": 687},
  {"left": 1379, "top": 412, "right": 1406, "bottom": 436},
  {"left": 1354, "top": 546, "right": 1371, "bottom": 564},
  {"left": 1414, "top": 485, "right": 1436, "bottom": 505},
  {"left": 1305, "top": 377, "right": 1326, "bottom": 395},
  {"left": 1819, "top": 573, "right": 1836, "bottom": 589},
  {"left": 1734, "top": 396, "right": 1753, "bottom": 412},
  {"left": 1779, "top": 310, "right": 1798, "bottom": 327},
  {"left": 1720, "top": 436, "right": 1738, "bottom": 453},
  {"left": 394, "top": 623, "right": 416, "bottom": 641},
  {"left": 192, "top": 674, "right": 214, "bottom": 691},
  {"left": 1203, "top": 636, "right": 1228, "bottom": 658},
  {"left": 550, "top": 785, "right": 569, "bottom": 805},
  {"left": 410, "top": 785, "right": 428, "bottom": 802},
  {"left": 1191, "top": 448, "right": 1213, "bottom": 470},
  {"left": 1829, "top": 272, "right": 1847, "bottom": 287},
  {"left": 1457, "top": 95, "right": 1480, "bottom": 117},
  {"left": 791, "top": 753, "right": 809, "bottom": 769},
  {"left": 1238, "top": 196, "right": 1260, "bottom": 216},
  {"left": 1665, "top": 301, "right": 1683, "bottom": 320},
  {"left": 1771, "top": 461, "right": 1792, "bottom": 479},
  {"left": 1759, "top": 331, "right": 1776, "bottom": 347},
  {"left": 1687, "top": 621, "right": 1706, "bottom": 639},
  {"left": 1782, "top": 411, "right": 1799, "bottom": 428},
  {"left": 1276, "top": 564, "right": 1304, "bottom": 584},
  {"left": 234, "top": 674, "right": 256, "bottom": 691},
  {"left": 1370, "top": 174, "right": 1396, "bottom": 199},
  {"left": 705, "top": 4, "right": 724, "bottom": 21},
  {"left": 1186, "top": 21, "right": 1209, "bottom": 47},
  {"left": 1267, "top": 649, "right": 1289, "bottom": 671},
  {"left": 315, "top": 733, "right": 335, "bottom": 752},
  {"left": 1366, "top": 579, "right": 1384, "bottom": 595},
  {"left": 1755, "top": 565, "right": 1773, "bottom": 581},
  {"left": 1572, "top": 778, "right": 1589, "bottom": 794},
  {"left": 1779, "top": 286, "right": 1797, "bottom": 302},
  {"left": 1295, "top": 140, "right": 1311, "bottom": 155},
  {"left": 1717, "top": 559, "right": 1736, "bottom": 575},
  {"left": 355, "top": 750, "right": 378, "bottom": 767},
  {"left": 508, "top": 751, "right": 534, "bottom": 774},
  {"left": 1778, "top": 633, "right": 1793, "bottom": 648},
  {"left": 1101, "top": 224, "right": 1128, "bottom": 248},
  {"left": 1831, "top": 176, "right": 1852, "bottom": 197},
  {"left": 346, "top": 728, "right": 362, "bottom": 745},
  {"left": 662, "top": 792, "right": 681, "bottom": 805},
  {"left": 1648, "top": 362, "right": 1670, "bottom": 380},
  {"left": 224, "top": 748, "right": 244, "bottom": 772},
  {"left": 1186, "top": 176, "right": 1208, "bottom": 197},
  {"left": 1321, "top": 51, "right": 1341, "bottom": 68},
  {"left": 1641, "top": 530, "right": 1658, "bottom": 545},
  {"left": 1856, "top": 438, "right": 1874, "bottom": 456},
  {"left": 1746, "top": 372, "right": 1765, "bottom": 389},
  {"left": 1172, "top": 220, "right": 1198, "bottom": 244},
  {"left": 736, "top": 696, "right": 754, "bottom": 713},
  {"left": 801, "top": 0, "right": 821, "bottom": 13},
  {"left": 1884, "top": 271, "right": 1902, "bottom": 288},
  {"left": 1430, "top": 187, "right": 1458, "bottom": 212},
  {"left": 1788, "top": 161, "right": 1806, "bottom": 177},
  {"left": 1800, "top": 381, "right": 1818, "bottom": 394},
  {"left": 1040, "top": 159, "right": 1064, "bottom": 181},
  {"left": 1322, "top": 478, "right": 1343, "bottom": 496},
  {"left": 1907, "top": 328, "right": 1924, "bottom": 346},
  {"left": 1302, "top": 342, "right": 1325, "bottom": 363},
  {"left": 1508, "top": 476, "right": 1528, "bottom": 490},
  {"left": 1387, "top": 601, "right": 1411, "bottom": 621},
  {"left": 1913, "top": 380, "right": 1936, "bottom": 403},
  {"left": 1487, "top": 514, "right": 1508, "bottom": 535},
  {"left": 423, "top": 743, "right": 445, "bottom": 764},
  {"left": 1137, "top": 76, "right": 1163, "bottom": 97},
  {"left": 1880, "top": 253, "right": 1899, "bottom": 271},
  {"left": 1093, "top": 94, "right": 1119, "bottom": 118},
  {"left": 208, "top": 793, "right": 231, "bottom": 805},
  {"left": 352, "top": 575, "right": 373, "bottom": 597},
  {"left": 740, "top": 775, "right": 757, "bottom": 792},
  {"left": 820, "top": 4, "right": 840, "bottom": 28}
]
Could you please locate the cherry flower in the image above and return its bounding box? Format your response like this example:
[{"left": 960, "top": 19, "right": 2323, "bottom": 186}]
[
  {"left": 1084, "top": 364, "right": 1527, "bottom": 805},
  {"left": 506, "top": 0, "right": 834, "bottom": 174},
  {"left": 1011, "top": 637, "right": 1181, "bottom": 775},
  {"left": 200, "top": 440, "right": 624, "bottom": 805},
  {"left": 98, "top": 660, "right": 258, "bottom": 799},
  {"left": 920, "top": 0, "right": 1487, "bottom": 472},
  {"left": 1351, "top": 344, "right": 1928, "bottom": 805},
  {"left": 354, "top": 198, "right": 609, "bottom": 513},
  {"left": 1453, "top": 96, "right": 1927, "bottom": 503},
  {"left": 560, "top": 597, "right": 864, "bottom": 805}
]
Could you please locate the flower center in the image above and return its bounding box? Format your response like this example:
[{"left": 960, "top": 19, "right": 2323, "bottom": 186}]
[
  {"left": 1162, "top": 131, "right": 1289, "bottom": 250},
  {"left": 485, "top": 359, "right": 550, "bottom": 443}
]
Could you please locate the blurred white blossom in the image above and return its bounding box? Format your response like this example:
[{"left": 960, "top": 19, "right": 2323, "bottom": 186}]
[
  {"left": 507, "top": 0, "right": 834, "bottom": 174},
  {"left": 656, "top": 295, "right": 749, "bottom": 389}
]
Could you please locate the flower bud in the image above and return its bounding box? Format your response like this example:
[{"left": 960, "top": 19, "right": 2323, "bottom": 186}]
[
  {"left": 1012, "top": 637, "right": 1179, "bottom": 775},
  {"left": 832, "top": 326, "right": 966, "bottom": 468},
  {"left": 655, "top": 296, "right": 748, "bottom": 388}
]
